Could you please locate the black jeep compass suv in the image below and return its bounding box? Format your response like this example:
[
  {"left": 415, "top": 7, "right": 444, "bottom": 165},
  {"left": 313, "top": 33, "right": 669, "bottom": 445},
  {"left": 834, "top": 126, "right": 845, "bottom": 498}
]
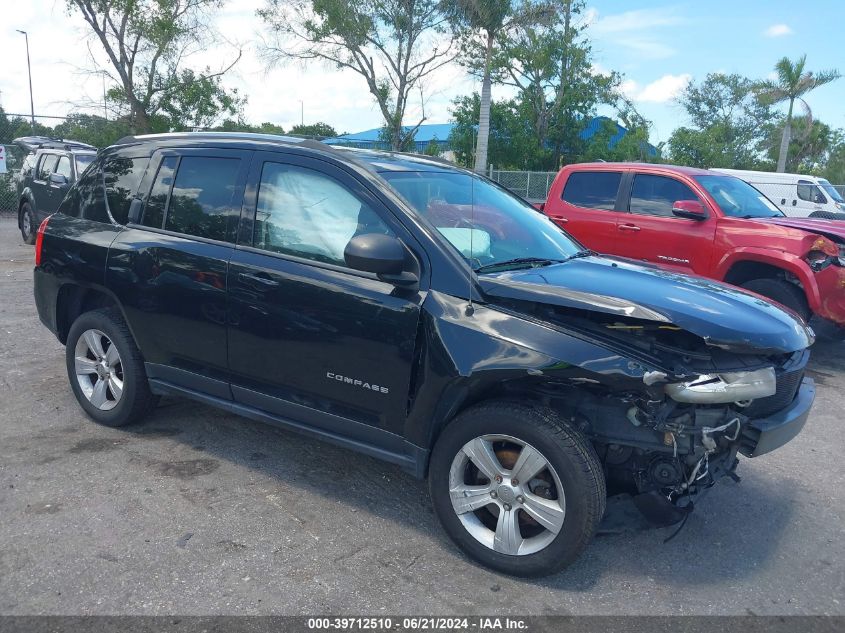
[{"left": 33, "top": 132, "right": 815, "bottom": 576}]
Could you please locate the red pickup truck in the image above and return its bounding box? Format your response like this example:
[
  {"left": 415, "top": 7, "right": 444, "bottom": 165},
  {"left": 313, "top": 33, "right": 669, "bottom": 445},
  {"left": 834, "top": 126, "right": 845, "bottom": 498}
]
[{"left": 540, "top": 163, "right": 845, "bottom": 327}]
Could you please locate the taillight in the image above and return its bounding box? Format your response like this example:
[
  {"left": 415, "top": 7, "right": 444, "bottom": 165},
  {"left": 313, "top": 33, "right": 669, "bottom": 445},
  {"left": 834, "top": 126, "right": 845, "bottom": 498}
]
[{"left": 34, "top": 216, "right": 51, "bottom": 267}]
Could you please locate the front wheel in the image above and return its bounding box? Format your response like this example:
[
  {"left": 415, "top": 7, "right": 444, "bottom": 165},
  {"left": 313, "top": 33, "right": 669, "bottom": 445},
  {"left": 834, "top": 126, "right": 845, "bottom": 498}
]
[
  {"left": 20, "top": 202, "right": 37, "bottom": 244},
  {"left": 65, "top": 308, "right": 158, "bottom": 427},
  {"left": 741, "top": 278, "right": 811, "bottom": 322},
  {"left": 429, "top": 401, "right": 606, "bottom": 577}
]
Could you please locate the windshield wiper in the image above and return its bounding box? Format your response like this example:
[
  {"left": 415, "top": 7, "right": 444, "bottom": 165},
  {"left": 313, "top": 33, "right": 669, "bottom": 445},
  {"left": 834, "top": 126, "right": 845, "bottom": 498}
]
[
  {"left": 474, "top": 257, "right": 566, "bottom": 274},
  {"left": 565, "top": 249, "right": 596, "bottom": 261}
]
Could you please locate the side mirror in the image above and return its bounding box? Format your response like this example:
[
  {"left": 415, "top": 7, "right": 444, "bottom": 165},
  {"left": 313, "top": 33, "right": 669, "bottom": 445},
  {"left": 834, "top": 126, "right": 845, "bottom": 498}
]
[
  {"left": 49, "top": 172, "right": 68, "bottom": 186},
  {"left": 344, "top": 234, "right": 418, "bottom": 286},
  {"left": 672, "top": 199, "right": 707, "bottom": 221},
  {"left": 815, "top": 193, "right": 826, "bottom": 204}
]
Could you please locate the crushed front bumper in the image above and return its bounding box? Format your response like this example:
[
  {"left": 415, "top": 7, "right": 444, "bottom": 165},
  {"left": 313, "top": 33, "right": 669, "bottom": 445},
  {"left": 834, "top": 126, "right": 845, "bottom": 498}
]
[{"left": 739, "top": 378, "right": 815, "bottom": 457}]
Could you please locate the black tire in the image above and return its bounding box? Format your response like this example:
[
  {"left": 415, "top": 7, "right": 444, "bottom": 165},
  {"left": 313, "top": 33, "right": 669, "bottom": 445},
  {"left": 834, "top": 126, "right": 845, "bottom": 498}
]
[
  {"left": 808, "top": 210, "right": 845, "bottom": 220},
  {"left": 65, "top": 308, "right": 158, "bottom": 427},
  {"left": 19, "top": 202, "right": 37, "bottom": 245},
  {"left": 428, "top": 400, "right": 606, "bottom": 577},
  {"left": 740, "top": 278, "right": 811, "bottom": 322}
]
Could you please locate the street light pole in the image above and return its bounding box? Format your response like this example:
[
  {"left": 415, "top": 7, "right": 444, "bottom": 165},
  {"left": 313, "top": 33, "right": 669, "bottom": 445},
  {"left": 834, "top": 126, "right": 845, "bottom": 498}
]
[
  {"left": 16, "top": 30, "right": 35, "bottom": 134},
  {"left": 299, "top": 100, "right": 304, "bottom": 127}
]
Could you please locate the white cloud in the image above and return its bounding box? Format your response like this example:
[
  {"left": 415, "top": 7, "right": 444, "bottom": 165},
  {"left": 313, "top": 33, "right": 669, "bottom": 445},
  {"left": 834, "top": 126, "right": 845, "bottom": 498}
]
[
  {"left": 764, "top": 24, "right": 793, "bottom": 37},
  {"left": 626, "top": 74, "right": 692, "bottom": 103},
  {"left": 588, "top": 7, "right": 686, "bottom": 60},
  {"left": 590, "top": 8, "right": 686, "bottom": 34}
]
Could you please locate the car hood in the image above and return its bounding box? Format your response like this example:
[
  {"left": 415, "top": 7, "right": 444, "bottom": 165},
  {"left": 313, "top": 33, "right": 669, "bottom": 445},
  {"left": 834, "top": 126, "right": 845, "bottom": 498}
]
[
  {"left": 762, "top": 217, "right": 845, "bottom": 240},
  {"left": 478, "top": 256, "right": 813, "bottom": 354}
]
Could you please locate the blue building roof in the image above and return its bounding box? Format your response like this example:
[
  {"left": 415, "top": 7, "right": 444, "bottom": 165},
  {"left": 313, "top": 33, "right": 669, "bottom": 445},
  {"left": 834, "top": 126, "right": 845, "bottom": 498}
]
[
  {"left": 324, "top": 123, "right": 454, "bottom": 145},
  {"left": 325, "top": 118, "right": 656, "bottom": 156}
]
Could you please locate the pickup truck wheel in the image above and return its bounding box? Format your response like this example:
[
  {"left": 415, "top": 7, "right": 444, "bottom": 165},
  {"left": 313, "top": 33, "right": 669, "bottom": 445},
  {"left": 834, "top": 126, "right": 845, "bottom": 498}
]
[
  {"left": 428, "top": 401, "right": 605, "bottom": 577},
  {"left": 65, "top": 308, "right": 158, "bottom": 427},
  {"left": 20, "top": 203, "right": 37, "bottom": 245},
  {"left": 741, "top": 278, "right": 811, "bottom": 322}
]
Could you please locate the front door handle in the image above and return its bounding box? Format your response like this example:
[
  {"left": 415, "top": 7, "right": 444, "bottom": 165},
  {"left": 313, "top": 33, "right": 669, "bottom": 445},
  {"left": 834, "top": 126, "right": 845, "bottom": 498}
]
[
  {"left": 238, "top": 272, "right": 280, "bottom": 289},
  {"left": 551, "top": 216, "right": 569, "bottom": 224},
  {"left": 618, "top": 223, "right": 641, "bottom": 232}
]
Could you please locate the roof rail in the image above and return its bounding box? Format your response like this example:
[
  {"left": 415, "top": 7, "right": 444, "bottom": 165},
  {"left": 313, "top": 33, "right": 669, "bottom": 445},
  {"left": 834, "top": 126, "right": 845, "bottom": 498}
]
[{"left": 13, "top": 136, "right": 97, "bottom": 152}]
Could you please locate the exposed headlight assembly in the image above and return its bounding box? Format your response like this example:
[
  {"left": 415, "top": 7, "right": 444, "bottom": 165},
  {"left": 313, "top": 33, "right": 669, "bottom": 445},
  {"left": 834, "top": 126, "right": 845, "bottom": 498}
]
[{"left": 665, "top": 367, "right": 776, "bottom": 404}]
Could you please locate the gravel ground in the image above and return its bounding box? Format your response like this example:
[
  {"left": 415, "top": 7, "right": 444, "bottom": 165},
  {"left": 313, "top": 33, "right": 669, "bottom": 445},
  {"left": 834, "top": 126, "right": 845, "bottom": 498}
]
[{"left": 0, "top": 221, "right": 843, "bottom": 616}]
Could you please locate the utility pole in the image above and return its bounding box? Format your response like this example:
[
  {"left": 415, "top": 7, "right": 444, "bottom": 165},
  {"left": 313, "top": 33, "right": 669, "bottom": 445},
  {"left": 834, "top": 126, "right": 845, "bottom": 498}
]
[
  {"left": 16, "top": 30, "right": 35, "bottom": 134},
  {"left": 299, "top": 100, "right": 304, "bottom": 126}
]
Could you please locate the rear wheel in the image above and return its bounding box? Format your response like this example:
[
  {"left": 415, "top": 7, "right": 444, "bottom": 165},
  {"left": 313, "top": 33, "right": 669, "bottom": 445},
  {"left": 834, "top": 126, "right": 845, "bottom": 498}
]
[
  {"left": 740, "top": 278, "right": 811, "bottom": 322},
  {"left": 429, "top": 401, "right": 605, "bottom": 577},
  {"left": 20, "top": 202, "right": 37, "bottom": 244},
  {"left": 65, "top": 308, "right": 158, "bottom": 427}
]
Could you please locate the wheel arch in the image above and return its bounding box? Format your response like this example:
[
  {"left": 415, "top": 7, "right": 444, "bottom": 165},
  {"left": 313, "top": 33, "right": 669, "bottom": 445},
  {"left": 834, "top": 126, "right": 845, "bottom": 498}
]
[
  {"left": 716, "top": 250, "right": 821, "bottom": 313},
  {"left": 55, "top": 283, "right": 135, "bottom": 346}
]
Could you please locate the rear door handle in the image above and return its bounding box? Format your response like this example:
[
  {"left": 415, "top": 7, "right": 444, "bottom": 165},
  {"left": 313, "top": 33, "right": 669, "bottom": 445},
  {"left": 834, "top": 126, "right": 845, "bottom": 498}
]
[
  {"left": 550, "top": 216, "right": 569, "bottom": 224},
  {"left": 238, "top": 272, "right": 280, "bottom": 289},
  {"left": 618, "top": 224, "right": 641, "bottom": 232}
]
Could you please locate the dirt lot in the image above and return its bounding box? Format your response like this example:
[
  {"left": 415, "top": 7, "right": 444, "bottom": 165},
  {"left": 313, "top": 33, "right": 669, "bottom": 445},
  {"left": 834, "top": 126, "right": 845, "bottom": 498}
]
[{"left": 0, "top": 220, "right": 843, "bottom": 616}]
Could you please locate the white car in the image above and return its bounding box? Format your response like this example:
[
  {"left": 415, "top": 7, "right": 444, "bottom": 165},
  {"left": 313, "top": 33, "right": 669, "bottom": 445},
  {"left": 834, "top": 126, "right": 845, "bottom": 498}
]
[{"left": 711, "top": 168, "right": 845, "bottom": 218}]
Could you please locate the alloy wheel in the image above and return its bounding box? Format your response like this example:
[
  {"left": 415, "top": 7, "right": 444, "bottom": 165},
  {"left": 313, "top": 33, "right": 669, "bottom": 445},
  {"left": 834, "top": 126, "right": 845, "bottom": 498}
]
[
  {"left": 448, "top": 434, "right": 566, "bottom": 556},
  {"left": 74, "top": 329, "right": 124, "bottom": 411}
]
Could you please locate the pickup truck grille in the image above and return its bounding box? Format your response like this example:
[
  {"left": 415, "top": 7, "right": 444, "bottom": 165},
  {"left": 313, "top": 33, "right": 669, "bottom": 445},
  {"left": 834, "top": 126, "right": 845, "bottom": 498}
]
[{"left": 742, "top": 352, "right": 807, "bottom": 419}]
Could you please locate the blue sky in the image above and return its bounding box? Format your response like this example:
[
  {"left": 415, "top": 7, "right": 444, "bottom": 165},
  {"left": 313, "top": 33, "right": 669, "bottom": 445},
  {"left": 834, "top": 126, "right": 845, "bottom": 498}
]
[
  {"left": 586, "top": 0, "right": 845, "bottom": 143},
  {"left": 1, "top": 0, "right": 842, "bottom": 145}
]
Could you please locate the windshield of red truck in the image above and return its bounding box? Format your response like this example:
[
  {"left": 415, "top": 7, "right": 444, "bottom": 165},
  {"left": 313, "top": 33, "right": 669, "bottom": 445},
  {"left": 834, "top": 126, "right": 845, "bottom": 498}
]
[
  {"left": 381, "top": 170, "right": 583, "bottom": 271},
  {"left": 695, "top": 175, "right": 784, "bottom": 218}
]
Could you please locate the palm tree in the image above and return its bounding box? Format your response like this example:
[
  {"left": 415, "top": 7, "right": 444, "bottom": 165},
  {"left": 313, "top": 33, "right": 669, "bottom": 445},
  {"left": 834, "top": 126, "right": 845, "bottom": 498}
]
[
  {"left": 450, "top": 0, "right": 552, "bottom": 173},
  {"left": 757, "top": 55, "right": 840, "bottom": 172}
]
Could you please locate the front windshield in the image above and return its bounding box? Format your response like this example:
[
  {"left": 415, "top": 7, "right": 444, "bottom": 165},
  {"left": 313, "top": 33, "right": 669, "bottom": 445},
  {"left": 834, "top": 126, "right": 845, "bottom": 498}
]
[
  {"left": 695, "top": 175, "right": 784, "bottom": 218},
  {"left": 380, "top": 170, "right": 583, "bottom": 271},
  {"left": 819, "top": 179, "right": 844, "bottom": 203}
]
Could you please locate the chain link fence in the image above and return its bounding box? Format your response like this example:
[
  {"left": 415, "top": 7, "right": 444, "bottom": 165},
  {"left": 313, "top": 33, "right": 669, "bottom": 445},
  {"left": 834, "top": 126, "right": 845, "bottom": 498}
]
[{"left": 488, "top": 169, "right": 558, "bottom": 203}]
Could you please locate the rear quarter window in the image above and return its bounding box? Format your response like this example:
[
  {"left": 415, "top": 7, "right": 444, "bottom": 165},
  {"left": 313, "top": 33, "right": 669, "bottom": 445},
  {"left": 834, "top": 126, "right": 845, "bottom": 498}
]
[
  {"left": 562, "top": 171, "right": 622, "bottom": 210},
  {"left": 57, "top": 161, "right": 109, "bottom": 223},
  {"left": 103, "top": 156, "right": 149, "bottom": 224}
]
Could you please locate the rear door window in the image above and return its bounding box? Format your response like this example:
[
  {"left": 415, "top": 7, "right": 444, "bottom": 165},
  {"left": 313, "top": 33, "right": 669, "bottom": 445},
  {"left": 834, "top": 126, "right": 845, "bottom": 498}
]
[
  {"left": 37, "top": 154, "right": 58, "bottom": 180},
  {"left": 164, "top": 156, "right": 242, "bottom": 242},
  {"left": 561, "top": 171, "right": 622, "bottom": 210},
  {"left": 141, "top": 157, "right": 178, "bottom": 229},
  {"left": 54, "top": 156, "right": 72, "bottom": 180},
  {"left": 103, "top": 156, "right": 148, "bottom": 224},
  {"left": 629, "top": 174, "right": 700, "bottom": 217}
]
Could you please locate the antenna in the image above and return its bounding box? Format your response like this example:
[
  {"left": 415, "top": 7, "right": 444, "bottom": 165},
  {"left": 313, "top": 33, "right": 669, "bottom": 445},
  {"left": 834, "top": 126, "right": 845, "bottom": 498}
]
[{"left": 465, "top": 172, "right": 475, "bottom": 316}]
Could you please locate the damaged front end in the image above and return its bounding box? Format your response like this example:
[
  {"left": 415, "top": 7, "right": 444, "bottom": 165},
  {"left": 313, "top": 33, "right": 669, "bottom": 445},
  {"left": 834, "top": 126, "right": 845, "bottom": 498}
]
[{"left": 479, "top": 260, "right": 816, "bottom": 527}]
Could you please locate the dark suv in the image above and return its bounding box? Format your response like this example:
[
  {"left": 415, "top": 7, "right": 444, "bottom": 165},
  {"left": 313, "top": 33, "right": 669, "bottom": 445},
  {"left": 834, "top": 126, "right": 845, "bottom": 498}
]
[
  {"left": 14, "top": 137, "right": 97, "bottom": 243},
  {"left": 34, "top": 132, "right": 815, "bottom": 576}
]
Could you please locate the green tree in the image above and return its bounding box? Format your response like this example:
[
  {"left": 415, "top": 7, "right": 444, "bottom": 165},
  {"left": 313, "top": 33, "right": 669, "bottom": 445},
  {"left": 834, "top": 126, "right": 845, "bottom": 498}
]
[
  {"left": 760, "top": 116, "right": 836, "bottom": 173},
  {"left": 260, "top": 0, "right": 457, "bottom": 151},
  {"left": 755, "top": 55, "right": 841, "bottom": 172},
  {"left": 668, "top": 73, "right": 775, "bottom": 168},
  {"left": 448, "top": 93, "right": 535, "bottom": 169},
  {"left": 52, "top": 113, "right": 133, "bottom": 147},
  {"left": 289, "top": 122, "right": 337, "bottom": 138},
  {"left": 70, "top": 0, "right": 242, "bottom": 133},
  {"left": 448, "top": 0, "right": 554, "bottom": 173},
  {"left": 490, "top": 0, "right": 621, "bottom": 168}
]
